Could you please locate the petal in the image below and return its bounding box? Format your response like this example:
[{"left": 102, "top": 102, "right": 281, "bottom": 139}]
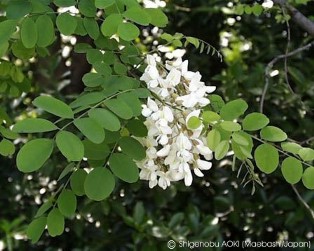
[
  {"left": 196, "top": 159, "right": 212, "bottom": 170},
  {"left": 184, "top": 170, "right": 193, "bottom": 186},
  {"left": 142, "top": 107, "right": 152, "bottom": 117},
  {"left": 147, "top": 55, "right": 156, "bottom": 66},
  {"left": 157, "top": 145, "right": 171, "bottom": 157},
  {"left": 193, "top": 168, "right": 204, "bottom": 177},
  {"left": 163, "top": 106, "right": 174, "bottom": 122},
  {"left": 147, "top": 98, "right": 159, "bottom": 112},
  {"left": 149, "top": 179, "right": 158, "bottom": 188}
]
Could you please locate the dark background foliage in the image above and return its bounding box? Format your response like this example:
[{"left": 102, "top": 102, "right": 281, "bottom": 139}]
[{"left": 0, "top": 0, "right": 313, "bottom": 250}]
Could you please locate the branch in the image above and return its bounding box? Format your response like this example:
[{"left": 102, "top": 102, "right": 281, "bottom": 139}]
[
  {"left": 291, "top": 185, "right": 314, "bottom": 221},
  {"left": 273, "top": 0, "right": 314, "bottom": 36},
  {"left": 260, "top": 41, "right": 314, "bottom": 113}
]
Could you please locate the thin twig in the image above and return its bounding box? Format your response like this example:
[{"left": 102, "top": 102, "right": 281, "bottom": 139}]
[
  {"left": 273, "top": 0, "right": 314, "bottom": 36},
  {"left": 282, "top": 7, "right": 294, "bottom": 94},
  {"left": 260, "top": 41, "right": 314, "bottom": 113},
  {"left": 291, "top": 185, "right": 314, "bottom": 220}
]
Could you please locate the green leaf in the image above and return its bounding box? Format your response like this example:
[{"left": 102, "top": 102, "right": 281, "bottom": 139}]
[
  {"left": 252, "top": 4, "right": 263, "bottom": 16},
  {"left": 88, "top": 108, "right": 121, "bottom": 131},
  {"left": 17, "top": 139, "right": 54, "bottom": 173},
  {"left": 83, "top": 140, "right": 110, "bottom": 160},
  {"left": 260, "top": 126, "right": 287, "bottom": 142},
  {"left": 35, "top": 201, "right": 53, "bottom": 218},
  {"left": 281, "top": 142, "right": 302, "bottom": 154},
  {"left": 113, "top": 61, "right": 127, "bottom": 75},
  {"left": 214, "top": 140, "right": 229, "bottom": 160},
  {"left": 56, "top": 13, "right": 77, "bottom": 35},
  {"left": 209, "top": 94, "right": 225, "bottom": 113},
  {"left": 82, "top": 72, "right": 104, "bottom": 87},
  {"left": 145, "top": 8, "right": 168, "bottom": 27},
  {"left": 0, "top": 139, "right": 15, "bottom": 156},
  {"left": 118, "top": 92, "right": 142, "bottom": 116},
  {"left": 6, "top": 0, "right": 32, "bottom": 19},
  {"left": 36, "top": 15, "right": 55, "bottom": 47},
  {"left": 12, "top": 40, "right": 35, "bottom": 59},
  {"left": 302, "top": 166, "right": 314, "bottom": 189},
  {"left": 254, "top": 143, "right": 279, "bottom": 174},
  {"left": 187, "top": 116, "right": 202, "bottom": 130},
  {"left": 0, "top": 20, "right": 17, "bottom": 45},
  {"left": 78, "top": 0, "right": 96, "bottom": 17},
  {"left": 242, "top": 112, "right": 270, "bottom": 131},
  {"left": 58, "top": 163, "right": 75, "bottom": 181},
  {"left": 70, "top": 91, "right": 107, "bottom": 108},
  {"left": 83, "top": 17, "right": 100, "bottom": 40},
  {"left": 186, "top": 37, "right": 200, "bottom": 49},
  {"left": 105, "top": 98, "right": 133, "bottom": 119},
  {"left": 119, "top": 136, "right": 146, "bottom": 160},
  {"left": 27, "top": 217, "right": 47, "bottom": 244},
  {"left": 220, "top": 121, "right": 241, "bottom": 132},
  {"left": 0, "top": 126, "right": 19, "bottom": 139},
  {"left": 57, "top": 189, "right": 77, "bottom": 217},
  {"left": 47, "top": 208, "right": 64, "bottom": 237},
  {"left": 202, "top": 111, "right": 220, "bottom": 123},
  {"left": 101, "top": 14, "right": 123, "bottom": 37},
  {"left": 133, "top": 201, "right": 145, "bottom": 224},
  {"left": 281, "top": 157, "right": 303, "bottom": 184},
  {"left": 95, "top": 0, "right": 115, "bottom": 9},
  {"left": 206, "top": 129, "right": 221, "bottom": 151},
  {"left": 231, "top": 138, "right": 253, "bottom": 160},
  {"left": 232, "top": 132, "right": 249, "bottom": 146},
  {"left": 54, "top": 0, "right": 76, "bottom": 7},
  {"left": 70, "top": 169, "right": 87, "bottom": 196},
  {"left": 33, "top": 96, "right": 74, "bottom": 119},
  {"left": 220, "top": 99, "right": 248, "bottom": 121},
  {"left": 126, "top": 119, "right": 148, "bottom": 137},
  {"left": 74, "top": 17, "right": 87, "bottom": 35},
  {"left": 74, "top": 117, "right": 105, "bottom": 144},
  {"left": 84, "top": 167, "right": 115, "bottom": 201},
  {"left": 298, "top": 148, "right": 314, "bottom": 161},
  {"left": 56, "top": 131, "right": 84, "bottom": 161},
  {"left": 118, "top": 22, "right": 140, "bottom": 41},
  {"left": 109, "top": 153, "right": 139, "bottom": 183},
  {"left": 123, "top": 7, "right": 151, "bottom": 25},
  {"left": 21, "top": 18, "right": 38, "bottom": 48}
]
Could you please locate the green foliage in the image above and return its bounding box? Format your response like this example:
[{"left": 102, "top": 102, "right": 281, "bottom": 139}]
[
  {"left": 47, "top": 208, "right": 65, "bottom": 237},
  {"left": 281, "top": 157, "right": 303, "bottom": 184},
  {"left": 16, "top": 139, "right": 54, "bottom": 173},
  {"left": 242, "top": 113, "right": 269, "bottom": 131},
  {"left": 57, "top": 189, "right": 77, "bottom": 217},
  {"left": 109, "top": 153, "right": 139, "bottom": 183},
  {"left": 260, "top": 126, "right": 288, "bottom": 142},
  {"left": 12, "top": 118, "right": 58, "bottom": 133},
  {"left": 56, "top": 13, "right": 77, "bottom": 35},
  {"left": 33, "top": 96, "right": 74, "bottom": 119},
  {"left": 26, "top": 217, "right": 47, "bottom": 244},
  {"left": 84, "top": 167, "right": 115, "bottom": 201},
  {"left": 302, "top": 167, "right": 314, "bottom": 189},
  {"left": 254, "top": 144, "right": 279, "bottom": 174},
  {"left": 56, "top": 131, "right": 84, "bottom": 161}
]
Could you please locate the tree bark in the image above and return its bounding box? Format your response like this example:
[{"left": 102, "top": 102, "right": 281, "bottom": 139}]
[{"left": 273, "top": 0, "right": 314, "bottom": 36}]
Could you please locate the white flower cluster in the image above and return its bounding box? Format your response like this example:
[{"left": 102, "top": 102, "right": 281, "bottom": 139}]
[{"left": 138, "top": 55, "right": 216, "bottom": 189}]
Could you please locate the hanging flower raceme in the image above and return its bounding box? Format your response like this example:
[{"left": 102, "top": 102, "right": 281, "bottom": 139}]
[{"left": 138, "top": 55, "right": 216, "bottom": 189}]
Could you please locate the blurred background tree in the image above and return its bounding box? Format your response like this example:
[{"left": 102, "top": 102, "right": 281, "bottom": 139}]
[{"left": 0, "top": 0, "right": 313, "bottom": 250}]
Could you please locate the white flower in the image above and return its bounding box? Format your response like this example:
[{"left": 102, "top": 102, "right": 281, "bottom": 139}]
[
  {"left": 165, "top": 68, "right": 181, "bottom": 87},
  {"left": 193, "top": 159, "right": 212, "bottom": 177},
  {"left": 157, "top": 171, "right": 171, "bottom": 189},
  {"left": 142, "top": 98, "right": 159, "bottom": 117},
  {"left": 138, "top": 55, "right": 216, "bottom": 189}
]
